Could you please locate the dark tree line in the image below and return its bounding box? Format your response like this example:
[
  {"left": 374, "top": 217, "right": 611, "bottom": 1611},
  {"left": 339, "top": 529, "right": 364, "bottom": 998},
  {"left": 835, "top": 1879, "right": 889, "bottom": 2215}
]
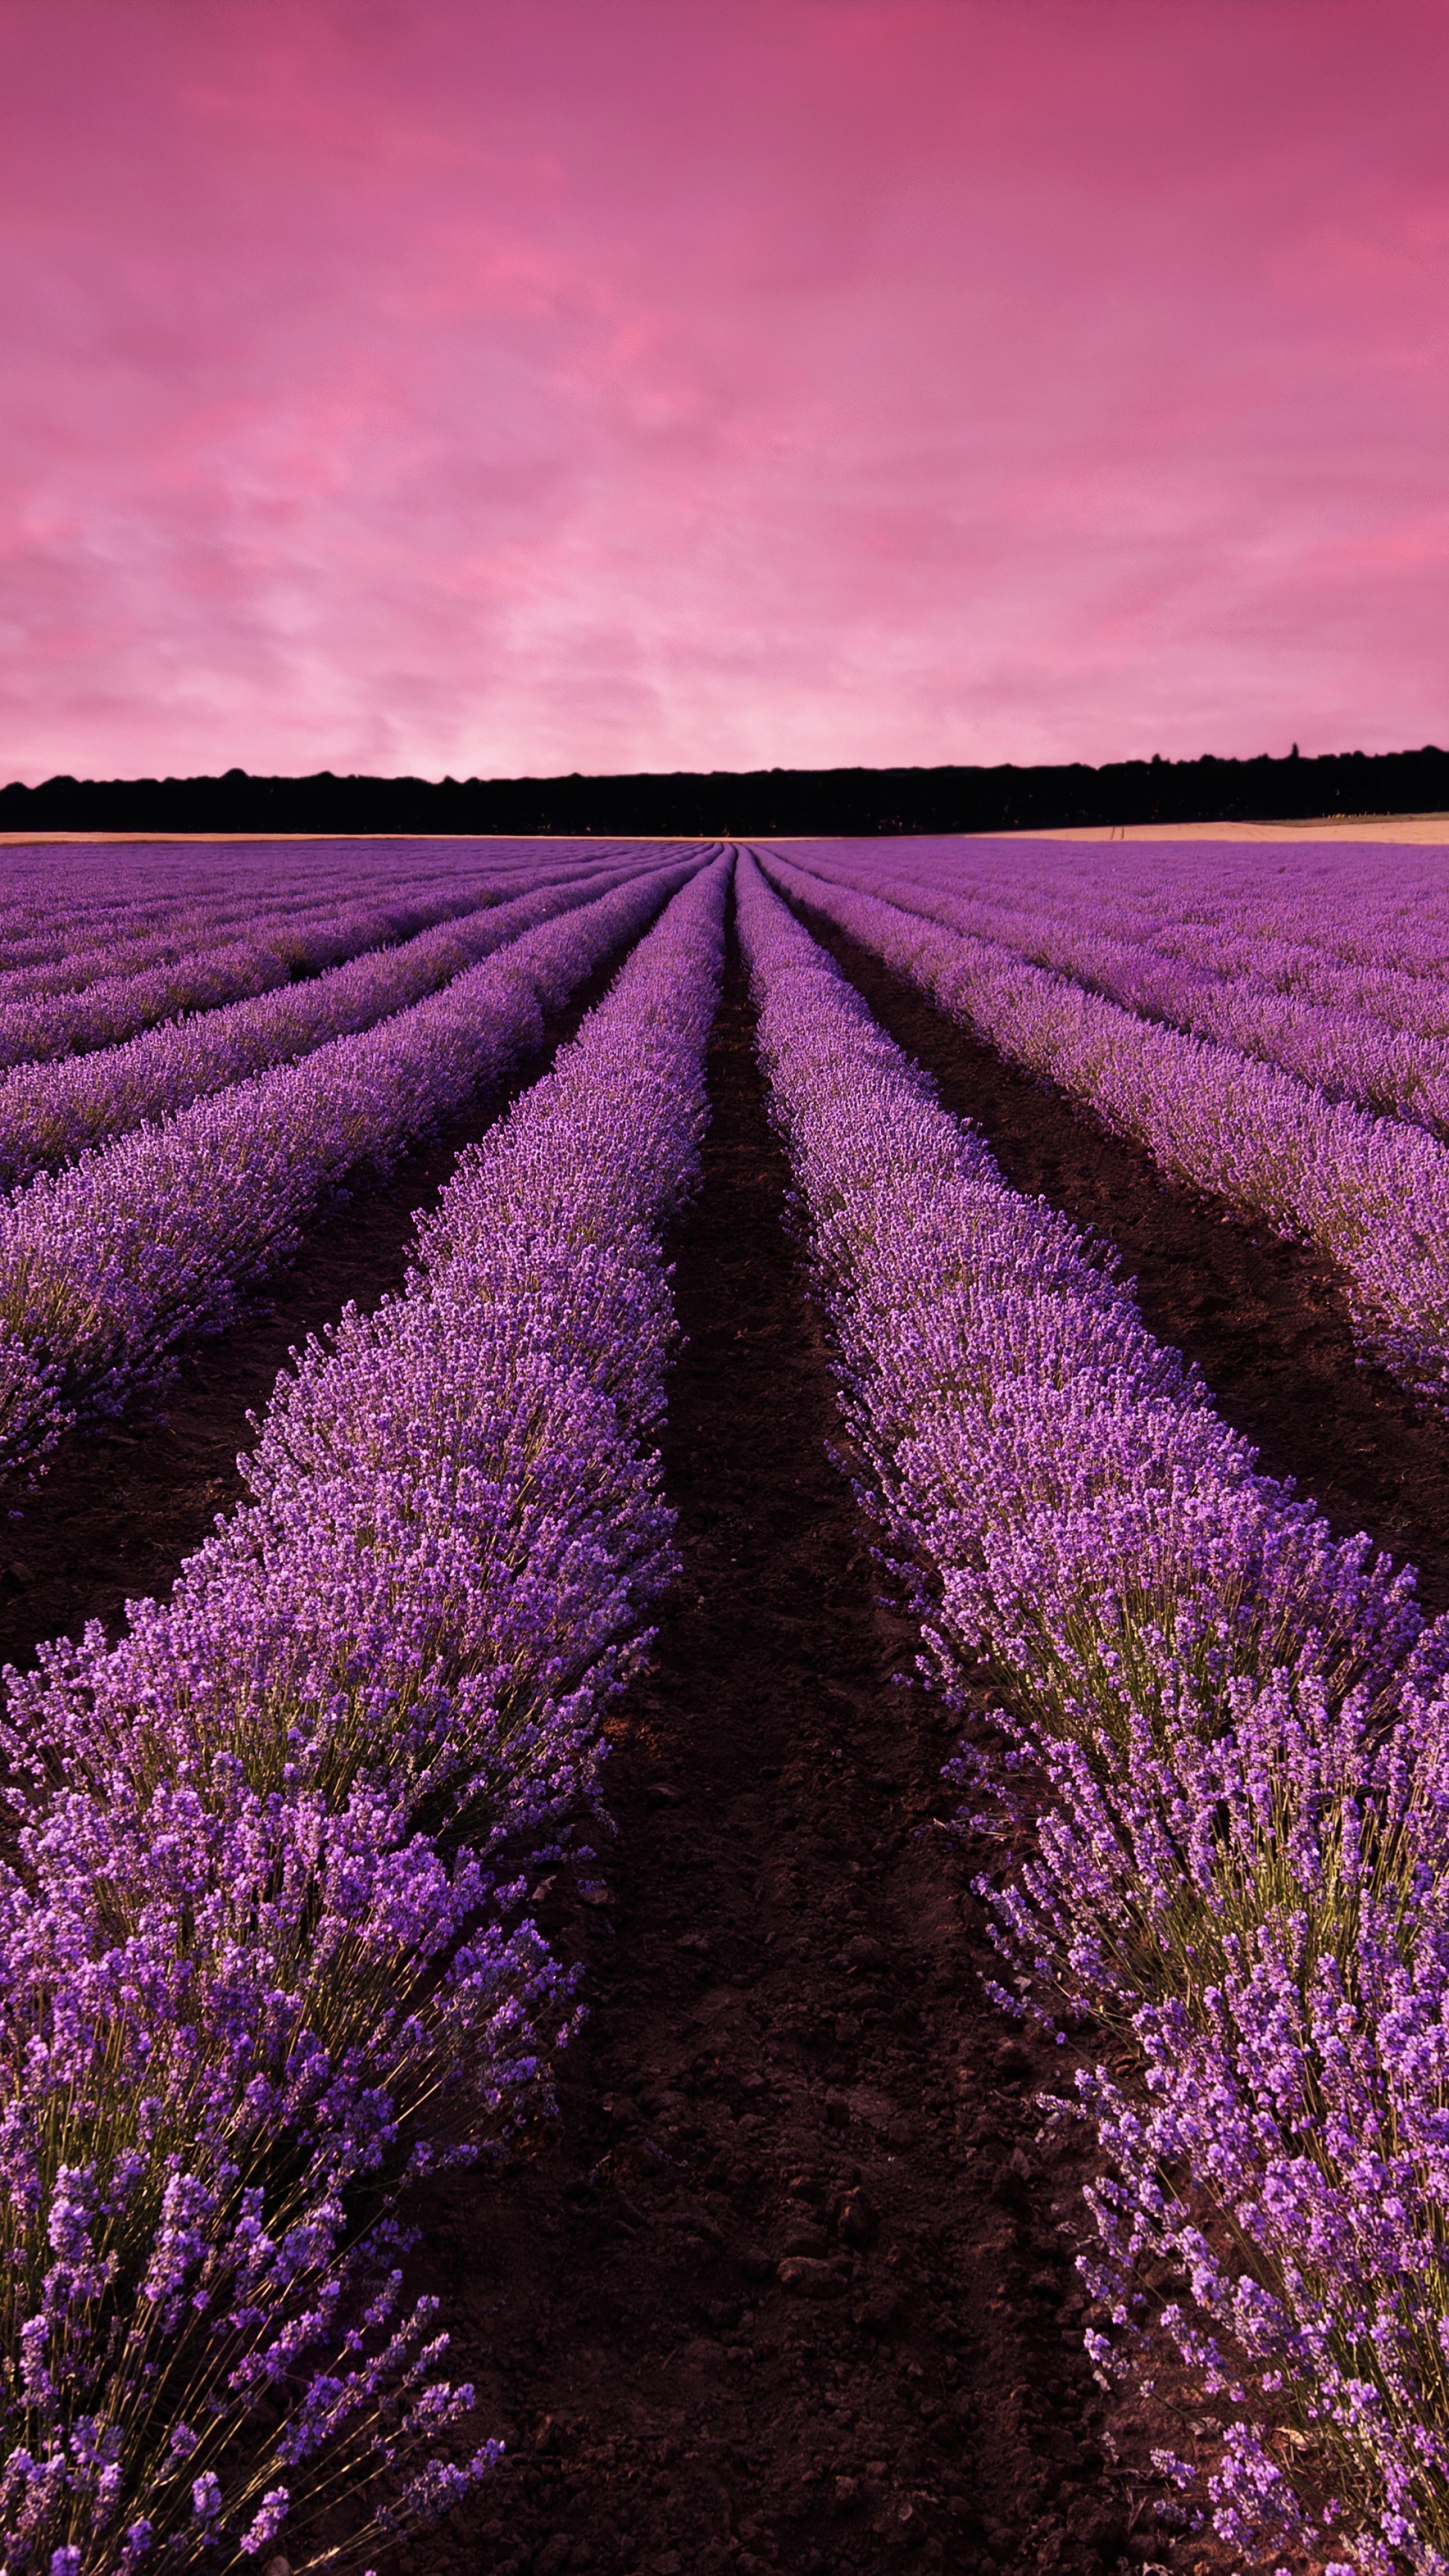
[{"left": 2, "top": 744, "right": 1446, "bottom": 837}]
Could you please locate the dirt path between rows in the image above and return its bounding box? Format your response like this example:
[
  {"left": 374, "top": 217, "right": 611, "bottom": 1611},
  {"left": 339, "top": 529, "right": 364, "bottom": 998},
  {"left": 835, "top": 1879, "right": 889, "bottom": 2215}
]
[
  {"left": 425, "top": 941, "right": 1169, "bottom": 2576},
  {"left": 800, "top": 909, "right": 1449, "bottom": 1620},
  {"left": 0, "top": 950, "right": 628, "bottom": 1679}
]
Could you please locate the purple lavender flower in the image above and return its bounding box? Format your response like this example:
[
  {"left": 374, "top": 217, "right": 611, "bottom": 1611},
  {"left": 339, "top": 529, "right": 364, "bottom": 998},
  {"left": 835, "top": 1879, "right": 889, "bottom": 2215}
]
[
  {"left": 0, "top": 856, "right": 706, "bottom": 1487},
  {"left": 0, "top": 839, "right": 692, "bottom": 1069},
  {"left": 757, "top": 843, "right": 1449, "bottom": 1418},
  {"left": 782, "top": 833, "right": 1449, "bottom": 1134},
  {"left": 0, "top": 857, "right": 729, "bottom": 2571},
  {"left": 0, "top": 853, "right": 678, "bottom": 1189},
  {"left": 733, "top": 851, "right": 1449, "bottom": 2571}
]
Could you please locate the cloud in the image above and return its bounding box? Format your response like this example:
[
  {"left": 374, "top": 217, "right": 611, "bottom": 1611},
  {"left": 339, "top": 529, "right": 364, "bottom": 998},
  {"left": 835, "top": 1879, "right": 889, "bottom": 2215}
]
[{"left": 0, "top": 0, "right": 1446, "bottom": 779}]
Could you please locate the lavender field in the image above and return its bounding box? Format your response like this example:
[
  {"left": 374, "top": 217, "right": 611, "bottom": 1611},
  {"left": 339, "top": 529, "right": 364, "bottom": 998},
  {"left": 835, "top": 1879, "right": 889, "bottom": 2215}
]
[{"left": 3, "top": 833, "right": 1449, "bottom": 2576}]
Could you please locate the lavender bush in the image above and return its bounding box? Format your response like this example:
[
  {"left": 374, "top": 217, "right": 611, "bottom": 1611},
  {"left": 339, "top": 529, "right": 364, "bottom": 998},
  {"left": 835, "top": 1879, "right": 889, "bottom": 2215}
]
[
  {"left": 0, "top": 841, "right": 688, "bottom": 1069},
  {"left": 0, "top": 885, "right": 493, "bottom": 1073},
  {"left": 780, "top": 839, "right": 1449, "bottom": 1138},
  {"left": 0, "top": 855, "right": 729, "bottom": 2573},
  {"left": 0, "top": 859, "right": 700, "bottom": 1485},
  {"left": 735, "top": 855, "right": 1449, "bottom": 2571},
  {"left": 757, "top": 849, "right": 1449, "bottom": 1419},
  {"left": 0, "top": 855, "right": 663, "bottom": 1189},
  {"left": 0, "top": 836, "right": 633, "bottom": 957},
  {"left": 0, "top": 894, "right": 314, "bottom": 1008},
  {"left": 789, "top": 833, "right": 1449, "bottom": 1026},
  {"left": 0, "top": 875, "right": 347, "bottom": 1002}
]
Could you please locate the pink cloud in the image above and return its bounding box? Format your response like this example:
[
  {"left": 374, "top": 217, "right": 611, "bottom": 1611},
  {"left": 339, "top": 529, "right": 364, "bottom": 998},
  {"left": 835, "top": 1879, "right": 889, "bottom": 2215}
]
[{"left": 0, "top": 0, "right": 1446, "bottom": 781}]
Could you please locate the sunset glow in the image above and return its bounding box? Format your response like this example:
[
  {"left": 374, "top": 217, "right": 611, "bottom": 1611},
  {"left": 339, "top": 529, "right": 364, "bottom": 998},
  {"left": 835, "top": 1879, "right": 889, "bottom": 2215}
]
[{"left": 1, "top": 0, "right": 1444, "bottom": 782}]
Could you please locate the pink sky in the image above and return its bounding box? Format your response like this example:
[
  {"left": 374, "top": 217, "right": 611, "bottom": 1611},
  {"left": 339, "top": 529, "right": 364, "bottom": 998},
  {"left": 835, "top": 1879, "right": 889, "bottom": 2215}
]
[{"left": 1, "top": 0, "right": 1446, "bottom": 782}]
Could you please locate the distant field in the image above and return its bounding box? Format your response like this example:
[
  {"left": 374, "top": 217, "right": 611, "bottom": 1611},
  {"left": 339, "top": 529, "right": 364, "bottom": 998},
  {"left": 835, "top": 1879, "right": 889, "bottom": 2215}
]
[
  {"left": 991, "top": 808, "right": 1449, "bottom": 839},
  {"left": 3, "top": 831, "right": 1446, "bottom": 2576}
]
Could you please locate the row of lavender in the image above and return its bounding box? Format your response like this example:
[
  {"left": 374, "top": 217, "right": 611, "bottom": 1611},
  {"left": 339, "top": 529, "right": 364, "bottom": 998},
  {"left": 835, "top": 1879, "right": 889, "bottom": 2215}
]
[
  {"left": 0, "top": 870, "right": 470, "bottom": 1010},
  {"left": 786, "top": 837, "right": 1449, "bottom": 1136},
  {"left": 759, "top": 849, "right": 1449, "bottom": 1421},
  {"left": 855, "top": 834, "right": 1449, "bottom": 1005},
  {"left": 0, "top": 887, "right": 339, "bottom": 1006},
  {"left": 0, "top": 856, "right": 701, "bottom": 1489},
  {"left": 0, "top": 856, "right": 730, "bottom": 2575},
  {"left": 0, "top": 890, "right": 468, "bottom": 1056},
  {"left": 953, "top": 851, "right": 1449, "bottom": 1040},
  {"left": 0, "top": 851, "right": 679, "bottom": 1189},
  {"left": 0, "top": 835, "right": 600, "bottom": 971},
  {"left": 736, "top": 853, "right": 1449, "bottom": 2573},
  {"left": 0, "top": 843, "right": 674, "bottom": 1065}
]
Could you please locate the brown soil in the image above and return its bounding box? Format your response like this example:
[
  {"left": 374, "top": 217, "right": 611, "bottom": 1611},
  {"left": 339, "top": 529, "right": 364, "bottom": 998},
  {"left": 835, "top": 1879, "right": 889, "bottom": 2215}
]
[
  {"left": 421, "top": 948, "right": 1177, "bottom": 2576},
  {"left": 0, "top": 953, "right": 625, "bottom": 1678},
  {"left": 797, "top": 908, "right": 1449, "bottom": 1622}
]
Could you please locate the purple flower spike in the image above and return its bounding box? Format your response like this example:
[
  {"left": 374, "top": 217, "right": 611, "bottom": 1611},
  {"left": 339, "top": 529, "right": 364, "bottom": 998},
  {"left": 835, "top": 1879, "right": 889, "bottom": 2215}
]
[
  {"left": 0, "top": 857, "right": 730, "bottom": 2571},
  {"left": 735, "top": 849, "right": 1449, "bottom": 2571},
  {"left": 759, "top": 841, "right": 1449, "bottom": 1419},
  {"left": 0, "top": 851, "right": 704, "bottom": 1485}
]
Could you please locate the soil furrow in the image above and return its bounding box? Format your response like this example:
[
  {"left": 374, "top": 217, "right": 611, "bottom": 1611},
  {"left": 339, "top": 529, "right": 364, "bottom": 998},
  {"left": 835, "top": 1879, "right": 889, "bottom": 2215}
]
[
  {"left": 0, "top": 949, "right": 627, "bottom": 1678},
  {"left": 798, "top": 905, "right": 1449, "bottom": 1621},
  {"left": 425, "top": 936, "right": 1130, "bottom": 2576}
]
